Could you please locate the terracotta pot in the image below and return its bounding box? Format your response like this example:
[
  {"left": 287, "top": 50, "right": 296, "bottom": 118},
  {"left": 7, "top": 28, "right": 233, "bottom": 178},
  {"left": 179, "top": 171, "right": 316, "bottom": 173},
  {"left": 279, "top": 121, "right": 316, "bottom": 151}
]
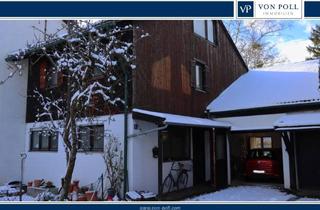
[
  {"left": 27, "top": 181, "right": 33, "bottom": 187},
  {"left": 72, "top": 180, "right": 80, "bottom": 192},
  {"left": 77, "top": 195, "right": 87, "bottom": 201},
  {"left": 85, "top": 191, "right": 98, "bottom": 201},
  {"left": 33, "top": 179, "right": 42, "bottom": 188},
  {"left": 46, "top": 181, "right": 53, "bottom": 187}
]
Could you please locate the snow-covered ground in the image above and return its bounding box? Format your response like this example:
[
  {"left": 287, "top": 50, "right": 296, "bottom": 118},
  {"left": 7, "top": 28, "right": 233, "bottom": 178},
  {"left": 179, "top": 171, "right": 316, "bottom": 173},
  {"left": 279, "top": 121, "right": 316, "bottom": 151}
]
[
  {"left": 0, "top": 195, "right": 34, "bottom": 201},
  {"left": 188, "top": 185, "right": 320, "bottom": 202}
]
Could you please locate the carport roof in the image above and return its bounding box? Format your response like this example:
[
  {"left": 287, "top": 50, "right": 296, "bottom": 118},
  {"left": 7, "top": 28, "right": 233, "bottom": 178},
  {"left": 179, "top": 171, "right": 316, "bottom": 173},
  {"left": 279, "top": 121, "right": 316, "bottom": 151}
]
[
  {"left": 274, "top": 110, "right": 320, "bottom": 130},
  {"left": 132, "top": 108, "right": 230, "bottom": 128},
  {"left": 207, "top": 60, "right": 320, "bottom": 114}
]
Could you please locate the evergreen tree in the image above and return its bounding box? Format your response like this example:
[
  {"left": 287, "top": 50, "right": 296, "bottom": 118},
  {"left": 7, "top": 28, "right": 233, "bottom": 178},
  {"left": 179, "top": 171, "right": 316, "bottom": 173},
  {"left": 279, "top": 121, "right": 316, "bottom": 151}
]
[{"left": 307, "top": 25, "right": 320, "bottom": 58}]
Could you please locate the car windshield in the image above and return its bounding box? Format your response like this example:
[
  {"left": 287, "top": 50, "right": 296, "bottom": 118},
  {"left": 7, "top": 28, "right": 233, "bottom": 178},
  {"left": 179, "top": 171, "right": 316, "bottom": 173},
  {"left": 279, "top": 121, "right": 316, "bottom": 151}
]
[{"left": 248, "top": 150, "right": 274, "bottom": 160}]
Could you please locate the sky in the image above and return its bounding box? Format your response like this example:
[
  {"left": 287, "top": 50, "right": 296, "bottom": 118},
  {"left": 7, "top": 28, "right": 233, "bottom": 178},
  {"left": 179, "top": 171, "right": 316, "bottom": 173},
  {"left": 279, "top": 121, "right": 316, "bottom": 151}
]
[{"left": 273, "top": 20, "right": 319, "bottom": 63}]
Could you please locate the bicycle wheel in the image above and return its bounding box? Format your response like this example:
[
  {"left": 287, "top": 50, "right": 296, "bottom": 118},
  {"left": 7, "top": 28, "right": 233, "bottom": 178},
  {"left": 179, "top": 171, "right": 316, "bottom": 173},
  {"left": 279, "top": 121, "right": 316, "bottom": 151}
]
[
  {"left": 161, "top": 175, "right": 173, "bottom": 194},
  {"left": 177, "top": 171, "right": 188, "bottom": 190}
]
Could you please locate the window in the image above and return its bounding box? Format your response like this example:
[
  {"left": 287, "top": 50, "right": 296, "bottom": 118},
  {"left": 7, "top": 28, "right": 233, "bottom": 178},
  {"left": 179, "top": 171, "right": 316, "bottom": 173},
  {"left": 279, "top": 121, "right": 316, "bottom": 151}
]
[
  {"left": 162, "top": 126, "right": 191, "bottom": 162},
  {"left": 193, "top": 20, "right": 217, "bottom": 44},
  {"left": 39, "top": 60, "right": 59, "bottom": 89},
  {"left": 47, "top": 68, "right": 58, "bottom": 88},
  {"left": 30, "top": 130, "right": 58, "bottom": 151},
  {"left": 192, "top": 61, "right": 206, "bottom": 91},
  {"left": 193, "top": 20, "right": 206, "bottom": 38},
  {"left": 250, "top": 137, "right": 272, "bottom": 149},
  {"left": 78, "top": 125, "right": 104, "bottom": 152}
]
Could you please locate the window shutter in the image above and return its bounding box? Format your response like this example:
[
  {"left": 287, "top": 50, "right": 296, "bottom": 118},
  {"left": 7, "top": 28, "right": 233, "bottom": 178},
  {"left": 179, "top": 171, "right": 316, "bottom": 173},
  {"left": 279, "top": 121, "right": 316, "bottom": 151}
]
[
  {"left": 58, "top": 70, "right": 63, "bottom": 86},
  {"left": 190, "top": 60, "right": 196, "bottom": 88},
  {"left": 39, "top": 61, "right": 47, "bottom": 89},
  {"left": 203, "top": 64, "right": 209, "bottom": 91}
]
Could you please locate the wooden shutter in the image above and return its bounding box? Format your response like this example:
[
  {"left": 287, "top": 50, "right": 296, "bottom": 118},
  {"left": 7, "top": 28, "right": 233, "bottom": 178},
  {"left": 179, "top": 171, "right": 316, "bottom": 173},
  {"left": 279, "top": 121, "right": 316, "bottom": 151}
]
[
  {"left": 58, "top": 71, "right": 63, "bottom": 86},
  {"left": 203, "top": 63, "right": 209, "bottom": 91},
  {"left": 39, "top": 61, "right": 47, "bottom": 90},
  {"left": 190, "top": 60, "right": 196, "bottom": 88}
]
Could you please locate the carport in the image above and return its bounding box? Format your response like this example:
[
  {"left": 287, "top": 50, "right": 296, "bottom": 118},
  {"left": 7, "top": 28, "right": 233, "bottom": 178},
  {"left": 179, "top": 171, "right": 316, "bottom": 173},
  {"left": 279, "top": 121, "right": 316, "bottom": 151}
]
[
  {"left": 275, "top": 111, "right": 320, "bottom": 194},
  {"left": 218, "top": 114, "right": 285, "bottom": 186}
]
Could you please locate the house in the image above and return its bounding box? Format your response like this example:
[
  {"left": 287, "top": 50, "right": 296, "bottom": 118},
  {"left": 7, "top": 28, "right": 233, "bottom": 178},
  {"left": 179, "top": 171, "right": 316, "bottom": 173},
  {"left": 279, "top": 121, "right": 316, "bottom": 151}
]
[
  {"left": 0, "top": 20, "right": 63, "bottom": 185},
  {"left": 2, "top": 20, "right": 247, "bottom": 195},
  {"left": 208, "top": 59, "right": 320, "bottom": 195}
]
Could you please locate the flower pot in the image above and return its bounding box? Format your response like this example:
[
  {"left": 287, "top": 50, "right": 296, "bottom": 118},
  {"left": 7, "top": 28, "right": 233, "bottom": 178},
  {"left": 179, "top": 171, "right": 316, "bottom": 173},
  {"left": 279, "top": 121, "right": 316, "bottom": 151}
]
[
  {"left": 85, "top": 191, "right": 98, "bottom": 201},
  {"left": 77, "top": 194, "right": 87, "bottom": 201},
  {"left": 107, "top": 188, "right": 115, "bottom": 197},
  {"left": 46, "top": 181, "right": 53, "bottom": 188},
  {"left": 27, "top": 181, "right": 33, "bottom": 187},
  {"left": 33, "top": 179, "right": 42, "bottom": 188},
  {"left": 72, "top": 180, "right": 80, "bottom": 192}
]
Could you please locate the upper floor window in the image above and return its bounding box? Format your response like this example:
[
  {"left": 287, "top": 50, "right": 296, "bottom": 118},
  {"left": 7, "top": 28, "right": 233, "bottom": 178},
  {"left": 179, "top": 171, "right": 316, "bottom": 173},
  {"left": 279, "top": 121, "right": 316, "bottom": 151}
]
[
  {"left": 39, "top": 59, "right": 60, "bottom": 90},
  {"left": 192, "top": 61, "right": 207, "bottom": 91},
  {"left": 193, "top": 20, "right": 206, "bottom": 38},
  {"left": 78, "top": 125, "right": 104, "bottom": 152},
  {"left": 30, "top": 130, "right": 58, "bottom": 152},
  {"left": 193, "top": 20, "right": 217, "bottom": 44}
]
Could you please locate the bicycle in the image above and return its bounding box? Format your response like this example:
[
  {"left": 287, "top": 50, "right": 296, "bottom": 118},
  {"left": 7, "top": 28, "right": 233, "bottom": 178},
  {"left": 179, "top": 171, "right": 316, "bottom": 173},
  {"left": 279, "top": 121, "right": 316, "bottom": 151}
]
[{"left": 161, "top": 162, "right": 191, "bottom": 194}]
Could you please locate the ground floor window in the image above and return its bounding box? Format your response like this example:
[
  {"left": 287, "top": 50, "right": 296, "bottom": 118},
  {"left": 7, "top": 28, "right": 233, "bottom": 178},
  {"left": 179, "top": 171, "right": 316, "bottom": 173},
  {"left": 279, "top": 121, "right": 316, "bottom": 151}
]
[
  {"left": 249, "top": 136, "right": 272, "bottom": 149},
  {"left": 30, "top": 130, "right": 58, "bottom": 151},
  {"left": 162, "top": 126, "right": 191, "bottom": 162},
  {"left": 78, "top": 125, "right": 104, "bottom": 152}
]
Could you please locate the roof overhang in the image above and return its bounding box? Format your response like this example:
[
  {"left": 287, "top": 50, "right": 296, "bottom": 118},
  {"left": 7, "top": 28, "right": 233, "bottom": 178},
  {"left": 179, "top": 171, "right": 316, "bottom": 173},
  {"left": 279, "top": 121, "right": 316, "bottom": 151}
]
[
  {"left": 274, "top": 111, "right": 320, "bottom": 131},
  {"left": 214, "top": 113, "right": 285, "bottom": 132},
  {"left": 5, "top": 20, "right": 118, "bottom": 62},
  {"left": 132, "top": 108, "right": 230, "bottom": 128}
]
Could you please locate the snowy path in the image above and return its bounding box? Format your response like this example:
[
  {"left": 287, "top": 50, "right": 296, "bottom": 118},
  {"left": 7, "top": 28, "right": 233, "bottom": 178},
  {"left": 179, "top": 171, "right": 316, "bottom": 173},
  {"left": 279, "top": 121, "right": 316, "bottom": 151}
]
[{"left": 188, "top": 185, "right": 320, "bottom": 201}]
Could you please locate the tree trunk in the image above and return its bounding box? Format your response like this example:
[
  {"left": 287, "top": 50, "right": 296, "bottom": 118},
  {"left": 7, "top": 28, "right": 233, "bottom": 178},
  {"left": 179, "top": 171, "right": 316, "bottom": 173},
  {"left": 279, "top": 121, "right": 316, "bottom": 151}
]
[
  {"left": 61, "top": 108, "right": 78, "bottom": 200},
  {"left": 61, "top": 149, "right": 77, "bottom": 200}
]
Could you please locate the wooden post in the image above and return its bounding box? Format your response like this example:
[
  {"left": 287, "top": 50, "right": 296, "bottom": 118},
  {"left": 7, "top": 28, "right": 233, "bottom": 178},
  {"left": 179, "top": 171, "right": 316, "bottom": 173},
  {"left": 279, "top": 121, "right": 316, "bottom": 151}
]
[{"left": 158, "top": 129, "right": 163, "bottom": 197}]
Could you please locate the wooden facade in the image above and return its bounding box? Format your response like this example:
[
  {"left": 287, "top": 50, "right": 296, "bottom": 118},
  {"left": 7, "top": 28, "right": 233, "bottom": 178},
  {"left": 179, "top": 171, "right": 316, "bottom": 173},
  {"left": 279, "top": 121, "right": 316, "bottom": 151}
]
[
  {"left": 132, "top": 20, "right": 247, "bottom": 117},
  {"left": 26, "top": 20, "right": 247, "bottom": 122}
]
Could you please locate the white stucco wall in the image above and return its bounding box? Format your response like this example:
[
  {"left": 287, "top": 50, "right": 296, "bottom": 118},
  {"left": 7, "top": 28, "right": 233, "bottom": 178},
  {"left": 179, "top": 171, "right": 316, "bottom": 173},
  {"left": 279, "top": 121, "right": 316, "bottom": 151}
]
[
  {"left": 281, "top": 137, "right": 290, "bottom": 189},
  {"left": 24, "top": 114, "right": 127, "bottom": 188},
  {"left": 128, "top": 119, "right": 159, "bottom": 193},
  {"left": 0, "top": 20, "right": 63, "bottom": 184}
]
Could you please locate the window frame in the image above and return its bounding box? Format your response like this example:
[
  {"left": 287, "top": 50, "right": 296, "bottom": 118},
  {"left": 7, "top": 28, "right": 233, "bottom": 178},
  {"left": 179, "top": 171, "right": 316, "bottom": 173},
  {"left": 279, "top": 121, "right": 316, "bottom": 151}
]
[
  {"left": 78, "top": 125, "right": 104, "bottom": 152},
  {"left": 249, "top": 136, "right": 273, "bottom": 149},
  {"left": 192, "top": 59, "right": 207, "bottom": 92},
  {"left": 29, "top": 130, "right": 58, "bottom": 152},
  {"left": 192, "top": 20, "right": 218, "bottom": 45}
]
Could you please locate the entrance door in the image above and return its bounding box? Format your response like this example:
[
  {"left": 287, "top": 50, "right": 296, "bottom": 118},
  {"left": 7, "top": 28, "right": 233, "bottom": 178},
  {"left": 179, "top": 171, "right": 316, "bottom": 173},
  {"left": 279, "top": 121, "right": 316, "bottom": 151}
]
[
  {"left": 215, "top": 131, "right": 228, "bottom": 189},
  {"left": 193, "top": 128, "right": 206, "bottom": 185}
]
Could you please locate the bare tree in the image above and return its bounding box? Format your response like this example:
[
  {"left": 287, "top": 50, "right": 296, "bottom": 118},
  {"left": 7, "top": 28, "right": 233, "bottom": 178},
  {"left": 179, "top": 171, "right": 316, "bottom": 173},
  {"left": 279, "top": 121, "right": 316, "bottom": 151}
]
[
  {"left": 225, "top": 20, "right": 288, "bottom": 68},
  {"left": 102, "top": 134, "right": 124, "bottom": 196},
  {"left": 9, "top": 20, "right": 147, "bottom": 200}
]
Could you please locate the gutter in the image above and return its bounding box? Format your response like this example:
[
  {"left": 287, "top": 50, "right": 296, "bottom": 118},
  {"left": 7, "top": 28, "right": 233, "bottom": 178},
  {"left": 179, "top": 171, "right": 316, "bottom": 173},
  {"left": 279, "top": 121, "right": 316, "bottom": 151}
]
[{"left": 128, "top": 124, "right": 168, "bottom": 139}]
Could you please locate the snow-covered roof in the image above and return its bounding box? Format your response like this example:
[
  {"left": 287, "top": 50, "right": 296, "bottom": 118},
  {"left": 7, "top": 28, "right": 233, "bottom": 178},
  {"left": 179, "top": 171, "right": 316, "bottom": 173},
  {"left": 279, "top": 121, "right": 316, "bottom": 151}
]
[
  {"left": 274, "top": 110, "right": 320, "bottom": 129},
  {"left": 132, "top": 108, "right": 230, "bottom": 128},
  {"left": 208, "top": 61, "right": 320, "bottom": 113},
  {"left": 252, "top": 59, "right": 320, "bottom": 73},
  {"left": 216, "top": 113, "right": 285, "bottom": 131}
]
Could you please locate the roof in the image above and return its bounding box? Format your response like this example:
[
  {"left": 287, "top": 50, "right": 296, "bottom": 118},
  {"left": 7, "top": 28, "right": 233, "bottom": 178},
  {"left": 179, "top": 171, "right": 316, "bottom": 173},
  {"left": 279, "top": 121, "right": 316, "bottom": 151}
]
[
  {"left": 216, "top": 113, "right": 284, "bottom": 131},
  {"left": 5, "top": 20, "right": 117, "bottom": 62},
  {"left": 132, "top": 108, "right": 230, "bottom": 128},
  {"left": 207, "top": 60, "right": 320, "bottom": 113},
  {"left": 274, "top": 110, "right": 320, "bottom": 129}
]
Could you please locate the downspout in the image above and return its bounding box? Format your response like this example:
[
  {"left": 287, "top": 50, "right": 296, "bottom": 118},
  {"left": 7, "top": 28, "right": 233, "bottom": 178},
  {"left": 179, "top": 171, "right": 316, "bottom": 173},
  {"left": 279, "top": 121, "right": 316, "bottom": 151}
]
[
  {"left": 120, "top": 57, "right": 129, "bottom": 198},
  {"left": 128, "top": 124, "right": 168, "bottom": 138}
]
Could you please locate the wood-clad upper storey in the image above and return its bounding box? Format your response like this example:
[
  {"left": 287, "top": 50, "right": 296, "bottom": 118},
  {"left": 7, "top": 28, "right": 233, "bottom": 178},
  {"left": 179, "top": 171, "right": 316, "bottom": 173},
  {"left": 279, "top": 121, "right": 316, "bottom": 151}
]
[{"left": 132, "top": 20, "right": 248, "bottom": 118}]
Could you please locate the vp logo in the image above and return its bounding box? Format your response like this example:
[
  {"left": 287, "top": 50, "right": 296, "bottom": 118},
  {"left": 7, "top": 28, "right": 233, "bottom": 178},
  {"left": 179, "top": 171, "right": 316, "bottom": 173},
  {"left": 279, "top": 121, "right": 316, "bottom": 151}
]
[{"left": 238, "top": 1, "right": 254, "bottom": 17}]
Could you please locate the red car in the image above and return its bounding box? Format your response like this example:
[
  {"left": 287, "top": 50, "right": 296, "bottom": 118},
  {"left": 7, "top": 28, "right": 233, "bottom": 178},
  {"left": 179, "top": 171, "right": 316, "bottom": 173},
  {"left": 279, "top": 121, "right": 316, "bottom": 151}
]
[{"left": 245, "top": 149, "right": 282, "bottom": 179}]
